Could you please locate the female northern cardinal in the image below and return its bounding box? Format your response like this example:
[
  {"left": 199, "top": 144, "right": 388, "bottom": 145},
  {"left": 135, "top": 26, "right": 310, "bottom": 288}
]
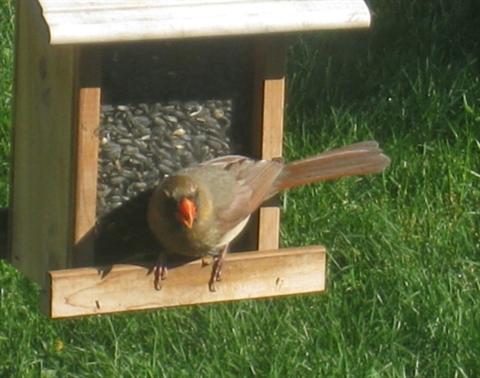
[{"left": 148, "top": 141, "right": 390, "bottom": 290}]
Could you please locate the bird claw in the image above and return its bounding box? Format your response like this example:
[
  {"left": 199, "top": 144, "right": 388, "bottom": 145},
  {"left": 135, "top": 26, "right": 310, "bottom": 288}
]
[
  {"left": 208, "top": 277, "right": 218, "bottom": 292},
  {"left": 153, "top": 256, "right": 168, "bottom": 291},
  {"left": 208, "top": 244, "right": 229, "bottom": 292},
  {"left": 208, "top": 255, "right": 224, "bottom": 292}
]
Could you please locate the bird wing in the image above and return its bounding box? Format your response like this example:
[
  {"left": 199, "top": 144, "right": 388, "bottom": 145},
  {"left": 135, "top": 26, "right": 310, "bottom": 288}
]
[{"left": 199, "top": 155, "right": 284, "bottom": 235}]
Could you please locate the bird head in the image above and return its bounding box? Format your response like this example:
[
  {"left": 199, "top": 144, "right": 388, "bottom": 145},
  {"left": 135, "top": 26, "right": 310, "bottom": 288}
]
[{"left": 161, "top": 175, "right": 200, "bottom": 229}]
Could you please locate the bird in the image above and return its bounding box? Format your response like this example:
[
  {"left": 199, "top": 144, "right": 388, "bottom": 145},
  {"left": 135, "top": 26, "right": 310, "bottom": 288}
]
[{"left": 147, "top": 140, "right": 390, "bottom": 291}]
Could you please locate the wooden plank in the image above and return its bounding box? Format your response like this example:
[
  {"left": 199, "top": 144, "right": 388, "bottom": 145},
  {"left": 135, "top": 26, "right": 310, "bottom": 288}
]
[
  {"left": 49, "top": 245, "right": 326, "bottom": 318},
  {"left": 74, "top": 87, "right": 100, "bottom": 243},
  {"left": 72, "top": 48, "right": 101, "bottom": 267},
  {"left": 36, "top": 0, "right": 371, "bottom": 45},
  {"left": 10, "top": 0, "right": 77, "bottom": 285},
  {"left": 252, "top": 37, "right": 286, "bottom": 251}
]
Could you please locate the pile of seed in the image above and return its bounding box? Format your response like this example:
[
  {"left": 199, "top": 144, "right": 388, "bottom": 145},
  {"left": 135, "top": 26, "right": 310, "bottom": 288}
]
[
  {"left": 96, "top": 39, "right": 253, "bottom": 218},
  {"left": 97, "top": 99, "right": 234, "bottom": 215}
]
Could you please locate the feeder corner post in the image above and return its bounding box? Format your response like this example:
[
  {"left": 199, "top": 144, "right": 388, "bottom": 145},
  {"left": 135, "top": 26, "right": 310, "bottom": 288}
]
[{"left": 250, "top": 36, "right": 288, "bottom": 251}]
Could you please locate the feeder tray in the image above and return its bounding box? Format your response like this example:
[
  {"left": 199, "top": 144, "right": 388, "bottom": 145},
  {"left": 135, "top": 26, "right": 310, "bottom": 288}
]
[{"left": 5, "top": 0, "right": 370, "bottom": 318}]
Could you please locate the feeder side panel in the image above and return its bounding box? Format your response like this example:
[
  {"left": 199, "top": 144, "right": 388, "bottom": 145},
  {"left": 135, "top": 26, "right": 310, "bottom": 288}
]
[{"left": 10, "top": 0, "right": 77, "bottom": 286}]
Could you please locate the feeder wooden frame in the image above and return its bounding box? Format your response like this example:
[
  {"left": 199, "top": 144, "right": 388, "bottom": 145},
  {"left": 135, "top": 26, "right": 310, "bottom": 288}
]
[{"left": 5, "top": 0, "right": 370, "bottom": 318}]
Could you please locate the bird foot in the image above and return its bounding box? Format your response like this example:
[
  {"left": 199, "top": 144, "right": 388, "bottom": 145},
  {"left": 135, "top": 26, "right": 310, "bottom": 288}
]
[
  {"left": 208, "top": 255, "right": 224, "bottom": 292},
  {"left": 153, "top": 256, "right": 168, "bottom": 291},
  {"left": 208, "top": 245, "right": 229, "bottom": 292}
]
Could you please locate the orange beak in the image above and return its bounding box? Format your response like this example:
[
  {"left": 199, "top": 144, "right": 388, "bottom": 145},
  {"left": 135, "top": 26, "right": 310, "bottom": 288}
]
[{"left": 176, "top": 197, "right": 196, "bottom": 229}]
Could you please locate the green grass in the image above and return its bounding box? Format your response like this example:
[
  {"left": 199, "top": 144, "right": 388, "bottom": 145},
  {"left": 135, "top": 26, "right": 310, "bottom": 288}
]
[
  {"left": 1, "top": 0, "right": 480, "bottom": 376},
  {"left": 0, "top": 0, "right": 13, "bottom": 205}
]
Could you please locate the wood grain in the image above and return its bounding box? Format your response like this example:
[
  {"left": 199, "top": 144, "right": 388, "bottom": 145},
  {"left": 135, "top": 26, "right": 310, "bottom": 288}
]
[
  {"left": 49, "top": 245, "right": 326, "bottom": 318},
  {"left": 74, "top": 87, "right": 100, "bottom": 239},
  {"left": 36, "top": 0, "right": 371, "bottom": 44},
  {"left": 10, "top": 0, "right": 76, "bottom": 285}
]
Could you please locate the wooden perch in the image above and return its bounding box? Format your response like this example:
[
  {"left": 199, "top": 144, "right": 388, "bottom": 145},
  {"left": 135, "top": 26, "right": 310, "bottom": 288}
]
[{"left": 49, "top": 245, "right": 326, "bottom": 318}]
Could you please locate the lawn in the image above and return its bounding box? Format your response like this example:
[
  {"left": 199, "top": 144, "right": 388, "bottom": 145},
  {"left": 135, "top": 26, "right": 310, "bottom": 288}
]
[{"left": 1, "top": 0, "right": 479, "bottom": 377}]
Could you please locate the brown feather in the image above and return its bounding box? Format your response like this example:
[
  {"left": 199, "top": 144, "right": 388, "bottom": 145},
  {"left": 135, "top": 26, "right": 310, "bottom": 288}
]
[
  {"left": 199, "top": 156, "right": 283, "bottom": 234},
  {"left": 270, "top": 141, "right": 390, "bottom": 195}
]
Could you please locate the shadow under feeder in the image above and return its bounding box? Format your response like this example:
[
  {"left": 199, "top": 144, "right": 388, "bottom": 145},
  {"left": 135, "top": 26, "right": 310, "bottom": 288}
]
[{"left": 8, "top": 0, "right": 371, "bottom": 318}]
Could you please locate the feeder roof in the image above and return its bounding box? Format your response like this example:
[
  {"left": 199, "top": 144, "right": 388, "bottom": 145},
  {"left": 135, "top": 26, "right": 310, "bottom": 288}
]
[{"left": 36, "top": 0, "right": 371, "bottom": 45}]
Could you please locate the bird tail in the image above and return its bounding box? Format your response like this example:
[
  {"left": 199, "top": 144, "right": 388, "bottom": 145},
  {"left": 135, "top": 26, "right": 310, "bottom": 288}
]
[{"left": 273, "top": 141, "right": 390, "bottom": 193}]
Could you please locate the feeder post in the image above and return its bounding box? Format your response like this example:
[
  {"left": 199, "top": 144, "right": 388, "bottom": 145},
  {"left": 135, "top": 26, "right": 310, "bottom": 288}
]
[
  {"left": 72, "top": 48, "right": 102, "bottom": 267},
  {"left": 251, "top": 36, "right": 287, "bottom": 250}
]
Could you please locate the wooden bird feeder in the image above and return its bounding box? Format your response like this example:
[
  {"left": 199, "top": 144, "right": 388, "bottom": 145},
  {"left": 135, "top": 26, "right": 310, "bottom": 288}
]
[{"left": 5, "top": 0, "right": 371, "bottom": 318}]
